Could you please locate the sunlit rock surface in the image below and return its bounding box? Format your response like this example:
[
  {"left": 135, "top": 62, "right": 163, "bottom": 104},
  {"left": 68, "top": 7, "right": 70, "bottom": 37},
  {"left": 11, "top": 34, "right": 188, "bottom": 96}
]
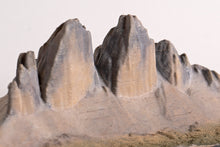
[
  {"left": 8, "top": 51, "right": 43, "bottom": 115},
  {"left": 94, "top": 15, "right": 157, "bottom": 97},
  {"left": 37, "top": 19, "right": 99, "bottom": 110}
]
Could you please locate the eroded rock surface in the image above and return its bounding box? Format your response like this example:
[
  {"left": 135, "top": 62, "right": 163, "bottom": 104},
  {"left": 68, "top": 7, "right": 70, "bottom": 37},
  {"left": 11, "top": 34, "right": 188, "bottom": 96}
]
[
  {"left": 94, "top": 15, "right": 157, "bottom": 97},
  {"left": 0, "top": 15, "right": 220, "bottom": 147},
  {"left": 8, "top": 51, "right": 43, "bottom": 115},
  {"left": 191, "top": 64, "right": 220, "bottom": 90},
  {"left": 37, "top": 19, "right": 98, "bottom": 110},
  {"left": 155, "top": 40, "right": 192, "bottom": 90},
  {"left": 155, "top": 40, "right": 220, "bottom": 91},
  {"left": 0, "top": 95, "right": 8, "bottom": 124}
]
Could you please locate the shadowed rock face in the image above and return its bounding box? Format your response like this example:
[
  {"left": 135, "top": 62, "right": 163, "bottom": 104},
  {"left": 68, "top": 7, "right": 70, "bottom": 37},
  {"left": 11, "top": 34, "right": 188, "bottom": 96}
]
[
  {"left": 192, "top": 64, "right": 220, "bottom": 87},
  {"left": 37, "top": 19, "right": 98, "bottom": 110},
  {"left": 155, "top": 40, "right": 182, "bottom": 86},
  {"left": 94, "top": 15, "right": 157, "bottom": 97},
  {"left": 8, "top": 51, "right": 43, "bottom": 115},
  {"left": 180, "top": 53, "right": 190, "bottom": 66},
  {"left": 155, "top": 40, "right": 192, "bottom": 89},
  {"left": 156, "top": 40, "right": 220, "bottom": 90}
]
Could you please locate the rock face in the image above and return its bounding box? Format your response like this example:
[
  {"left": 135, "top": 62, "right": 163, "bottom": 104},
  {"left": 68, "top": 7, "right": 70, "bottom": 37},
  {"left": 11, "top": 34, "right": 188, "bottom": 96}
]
[
  {"left": 37, "top": 19, "right": 98, "bottom": 110},
  {"left": 155, "top": 40, "right": 192, "bottom": 90},
  {"left": 94, "top": 15, "right": 157, "bottom": 97},
  {"left": 8, "top": 51, "right": 43, "bottom": 115},
  {"left": 155, "top": 40, "right": 220, "bottom": 92},
  {"left": 1, "top": 15, "right": 220, "bottom": 147},
  {"left": 0, "top": 95, "right": 8, "bottom": 124},
  {"left": 191, "top": 64, "right": 220, "bottom": 89}
]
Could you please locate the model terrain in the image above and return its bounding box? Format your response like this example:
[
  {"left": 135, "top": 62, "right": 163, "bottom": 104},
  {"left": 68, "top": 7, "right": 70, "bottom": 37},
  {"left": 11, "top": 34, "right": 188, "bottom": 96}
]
[{"left": 0, "top": 15, "right": 220, "bottom": 147}]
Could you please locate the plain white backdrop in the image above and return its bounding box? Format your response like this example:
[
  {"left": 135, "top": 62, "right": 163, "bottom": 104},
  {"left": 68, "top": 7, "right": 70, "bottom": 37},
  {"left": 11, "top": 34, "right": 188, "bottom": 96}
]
[{"left": 0, "top": 0, "right": 220, "bottom": 97}]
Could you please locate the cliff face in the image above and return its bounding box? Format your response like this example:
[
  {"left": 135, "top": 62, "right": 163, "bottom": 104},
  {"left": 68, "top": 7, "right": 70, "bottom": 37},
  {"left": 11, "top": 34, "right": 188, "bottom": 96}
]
[
  {"left": 0, "top": 15, "right": 220, "bottom": 147},
  {"left": 155, "top": 40, "right": 220, "bottom": 92},
  {"left": 37, "top": 19, "right": 99, "bottom": 110},
  {"left": 8, "top": 51, "right": 43, "bottom": 115},
  {"left": 155, "top": 40, "right": 190, "bottom": 89},
  {"left": 94, "top": 15, "right": 157, "bottom": 97}
]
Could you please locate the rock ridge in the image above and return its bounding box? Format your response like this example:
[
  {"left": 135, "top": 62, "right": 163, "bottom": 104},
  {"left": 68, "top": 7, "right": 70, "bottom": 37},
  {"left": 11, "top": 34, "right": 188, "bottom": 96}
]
[{"left": 0, "top": 14, "right": 220, "bottom": 147}]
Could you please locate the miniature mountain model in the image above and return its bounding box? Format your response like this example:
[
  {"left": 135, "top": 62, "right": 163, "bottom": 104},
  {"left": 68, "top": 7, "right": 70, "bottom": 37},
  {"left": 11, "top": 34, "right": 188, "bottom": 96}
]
[
  {"left": 37, "top": 19, "right": 99, "bottom": 110},
  {"left": 0, "top": 15, "right": 220, "bottom": 147},
  {"left": 94, "top": 15, "right": 157, "bottom": 97}
]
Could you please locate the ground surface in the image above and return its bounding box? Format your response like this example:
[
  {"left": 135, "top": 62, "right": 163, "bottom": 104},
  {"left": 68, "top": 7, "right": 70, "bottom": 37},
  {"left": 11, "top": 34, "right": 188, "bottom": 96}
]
[{"left": 42, "top": 123, "right": 220, "bottom": 147}]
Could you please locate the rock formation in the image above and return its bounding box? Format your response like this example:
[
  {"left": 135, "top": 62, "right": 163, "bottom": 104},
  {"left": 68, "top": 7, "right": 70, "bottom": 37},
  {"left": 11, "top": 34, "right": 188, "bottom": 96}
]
[
  {"left": 0, "top": 15, "right": 220, "bottom": 147},
  {"left": 37, "top": 19, "right": 99, "bottom": 110},
  {"left": 8, "top": 51, "right": 43, "bottom": 115},
  {"left": 155, "top": 40, "right": 192, "bottom": 90},
  {"left": 0, "top": 95, "right": 8, "bottom": 124},
  {"left": 191, "top": 64, "right": 220, "bottom": 88},
  {"left": 94, "top": 15, "right": 157, "bottom": 97}
]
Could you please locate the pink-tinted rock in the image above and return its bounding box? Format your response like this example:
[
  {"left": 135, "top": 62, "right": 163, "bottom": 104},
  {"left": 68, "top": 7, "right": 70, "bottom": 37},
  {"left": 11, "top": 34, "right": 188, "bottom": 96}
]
[
  {"left": 37, "top": 19, "right": 99, "bottom": 110},
  {"left": 8, "top": 51, "right": 43, "bottom": 115},
  {"left": 94, "top": 15, "right": 157, "bottom": 97}
]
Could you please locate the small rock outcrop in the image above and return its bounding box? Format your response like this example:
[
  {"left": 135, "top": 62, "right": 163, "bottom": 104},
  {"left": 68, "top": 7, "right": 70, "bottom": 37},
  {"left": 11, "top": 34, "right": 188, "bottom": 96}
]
[
  {"left": 156, "top": 40, "right": 220, "bottom": 91},
  {"left": 8, "top": 51, "right": 43, "bottom": 115},
  {"left": 94, "top": 15, "right": 157, "bottom": 97},
  {"left": 37, "top": 19, "right": 98, "bottom": 110},
  {"left": 192, "top": 64, "right": 220, "bottom": 88},
  {"left": 155, "top": 40, "right": 191, "bottom": 89}
]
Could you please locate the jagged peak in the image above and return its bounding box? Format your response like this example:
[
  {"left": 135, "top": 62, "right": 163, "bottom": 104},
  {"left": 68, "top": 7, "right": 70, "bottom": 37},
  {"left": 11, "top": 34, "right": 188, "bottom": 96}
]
[
  {"left": 8, "top": 51, "right": 43, "bottom": 115},
  {"left": 2, "top": 15, "right": 220, "bottom": 146},
  {"left": 37, "top": 18, "right": 96, "bottom": 110},
  {"left": 117, "top": 15, "right": 143, "bottom": 28},
  {"left": 155, "top": 40, "right": 178, "bottom": 54},
  {"left": 202, "top": 68, "right": 213, "bottom": 86},
  {"left": 17, "top": 51, "right": 36, "bottom": 69},
  {"left": 42, "top": 18, "right": 89, "bottom": 49},
  {"left": 94, "top": 15, "right": 156, "bottom": 97},
  {"left": 192, "top": 64, "right": 220, "bottom": 86},
  {"left": 192, "top": 64, "right": 206, "bottom": 73},
  {"left": 16, "top": 51, "right": 37, "bottom": 87},
  {"left": 211, "top": 70, "right": 220, "bottom": 81},
  {"left": 116, "top": 15, "right": 149, "bottom": 39},
  {"left": 179, "top": 53, "right": 190, "bottom": 66}
]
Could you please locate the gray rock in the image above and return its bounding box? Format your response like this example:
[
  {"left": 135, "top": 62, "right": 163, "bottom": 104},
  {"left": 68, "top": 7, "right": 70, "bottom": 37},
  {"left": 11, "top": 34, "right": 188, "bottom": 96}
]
[
  {"left": 1, "top": 15, "right": 220, "bottom": 147},
  {"left": 37, "top": 19, "right": 98, "bottom": 110},
  {"left": 8, "top": 51, "right": 43, "bottom": 115},
  {"left": 192, "top": 64, "right": 220, "bottom": 87},
  {"left": 155, "top": 40, "right": 220, "bottom": 90},
  {"left": 155, "top": 40, "right": 193, "bottom": 90},
  {"left": 0, "top": 95, "right": 9, "bottom": 124},
  {"left": 156, "top": 40, "right": 181, "bottom": 85},
  {"left": 94, "top": 15, "right": 157, "bottom": 97}
]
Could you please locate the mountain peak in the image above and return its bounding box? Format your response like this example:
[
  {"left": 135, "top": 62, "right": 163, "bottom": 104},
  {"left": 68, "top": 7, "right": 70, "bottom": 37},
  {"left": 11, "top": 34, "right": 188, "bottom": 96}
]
[
  {"left": 0, "top": 15, "right": 220, "bottom": 146},
  {"left": 95, "top": 15, "right": 157, "bottom": 97},
  {"left": 37, "top": 18, "right": 97, "bottom": 110}
]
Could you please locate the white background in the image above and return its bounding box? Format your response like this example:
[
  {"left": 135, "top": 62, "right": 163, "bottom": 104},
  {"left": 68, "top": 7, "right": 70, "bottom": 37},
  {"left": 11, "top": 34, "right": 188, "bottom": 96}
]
[{"left": 0, "top": 0, "right": 220, "bottom": 97}]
